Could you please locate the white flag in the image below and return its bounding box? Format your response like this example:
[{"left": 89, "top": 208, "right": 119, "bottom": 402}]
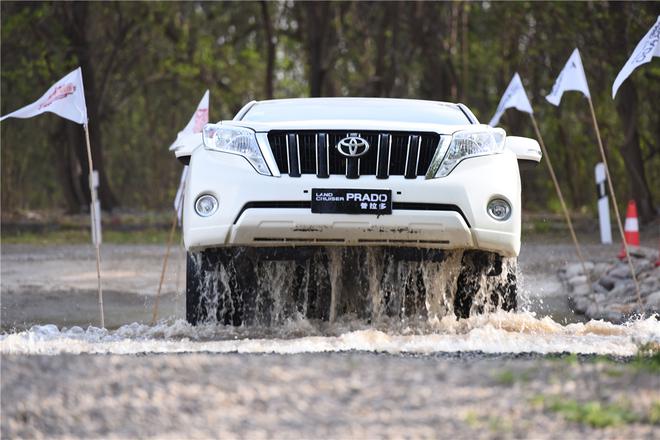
[
  {"left": 171, "top": 90, "right": 208, "bottom": 224},
  {"left": 174, "top": 166, "right": 188, "bottom": 225},
  {"left": 612, "top": 16, "right": 660, "bottom": 98},
  {"left": 489, "top": 73, "right": 534, "bottom": 127},
  {"left": 546, "top": 48, "right": 591, "bottom": 106},
  {"left": 0, "top": 67, "right": 88, "bottom": 125},
  {"left": 169, "top": 89, "right": 209, "bottom": 150}
]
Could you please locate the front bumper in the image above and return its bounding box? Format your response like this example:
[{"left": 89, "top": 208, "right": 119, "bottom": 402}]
[{"left": 183, "top": 148, "right": 522, "bottom": 257}]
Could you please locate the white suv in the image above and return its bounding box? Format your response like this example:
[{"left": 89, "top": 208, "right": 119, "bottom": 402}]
[{"left": 173, "top": 98, "right": 541, "bottom": 325}]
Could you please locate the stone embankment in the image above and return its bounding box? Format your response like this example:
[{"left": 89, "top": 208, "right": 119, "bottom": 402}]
[{"left": 559, "top": 246, "right": 659, "bottom": 322}]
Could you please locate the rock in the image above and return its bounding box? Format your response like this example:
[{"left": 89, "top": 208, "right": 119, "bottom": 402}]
[
  {"left": 602, "top": 310, "right": 624, "bottom": 323},
  {"left": 594, "top": 293, "right": 606, "bottom": 302},
  {"left": 592, "top": 262, "right": 612, "bottom": 278},
  {"left": 586, "top": 303, "right": 602, "bottom": 319},
  {"left": 572, "top": 283, "right": 591, "bottom": 296},
  {"left": 598, "top": 275, "right": 617, "bottom": 290},
  {"left": 640, "top": 278, "right": 659, "bottom": 296},
  {"left": 645, "top": 291, "right": 660, "bottom": 311},
  {"left": 641, "top": 266, "right": 660, "bottom": 281},
  {"left": 562, "top": 262, "right": 594, "bottom": 280},
  {"left": 633, "top": 259, "right": 652, "bottom": 274},
  {"left": 572, "top": 296, "right": 590, "bottom": 314},
  {"left": 628, "top": 246, "right": 660, "bottom": 261},
  {"left": 608, "top": 264, "right": 631, "bottom": 279},
  {"left": 568, "top": 275, "right": 587, "bottom": 286},
  {"left": 592, "top": 282, "right": 608, "bottom": 294},
  {"left": 609, "top": 281, "right": 635, "bottom": 299},
  {"left": 561, "top": 263, "right": 584, "bottom": 280},
  {"left": 560, "top": 254, "right": 659, "bottom": 323}
]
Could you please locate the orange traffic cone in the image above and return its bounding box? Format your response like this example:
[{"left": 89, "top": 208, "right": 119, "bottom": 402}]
[{"left": 618, "top": 200, "right": 640, "bottom": 259}]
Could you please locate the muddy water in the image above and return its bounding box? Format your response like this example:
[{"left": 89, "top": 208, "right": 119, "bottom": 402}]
[
  {"left": 188, "top": 247, "right": 517, "bottom": 325},
  {"left": 2, "top": 312, "right": 659, "bottom": 356},
  {"left": 1, "top": 243, "right": 659, "bottom": 357}
]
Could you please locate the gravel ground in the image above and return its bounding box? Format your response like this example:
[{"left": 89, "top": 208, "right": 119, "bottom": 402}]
[
  {"left": 2, "top": 239, "right": 659, "bottom": 439},
  {"left": 2, "top": 353, "right": 658, "bottom": 439}
]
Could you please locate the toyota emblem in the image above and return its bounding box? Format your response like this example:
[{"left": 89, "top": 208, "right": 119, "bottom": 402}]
[{"left": 336, "top": 135, "right": 370, "bottom": 158}]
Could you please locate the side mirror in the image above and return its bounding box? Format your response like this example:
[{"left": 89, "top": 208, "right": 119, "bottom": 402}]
[
  {"left": 172, "top": 133, "right": 203, "bottom": 165},
  {"left": 506, "top": 136, "right": 542, "bottom": 163}
]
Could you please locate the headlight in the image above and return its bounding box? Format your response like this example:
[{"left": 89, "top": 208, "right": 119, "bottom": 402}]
[
  {"left": 202, "top": 124, "right": 271, "bottom": 175},
  {"left": 430, "top": 128, "right": 506, "bottom": 178}
]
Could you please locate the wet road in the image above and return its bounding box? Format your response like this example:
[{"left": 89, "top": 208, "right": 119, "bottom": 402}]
[{"left": 0, "top": 240, "right": 612, "bottom": 330}]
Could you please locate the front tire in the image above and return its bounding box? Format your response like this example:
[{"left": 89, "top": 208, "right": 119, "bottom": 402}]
[
  {"left": 453, "top": 250, "right": 517, "bottom": 319},
  {"left": 186, "top": 249, "right": 257, "bottom": 325}
]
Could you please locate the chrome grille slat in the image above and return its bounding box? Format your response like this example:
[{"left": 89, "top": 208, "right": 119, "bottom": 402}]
[
  {"left": 376, "top": 133, "right": 390, "bottom": 179},
  {"left": 316, "top": 134, "right": 330, "bottom": 178},
  {"left": 286, "top": 133, "right": 301, "bottom": 177},
  {"left": 415, "top": 136, "right": 422, "bottom": 175},
  {"left": 346, "top": 132, "right": 359, "bottom": 179},
  {"left": 405, "top": 135, "right": 420, "bottom": 179}
]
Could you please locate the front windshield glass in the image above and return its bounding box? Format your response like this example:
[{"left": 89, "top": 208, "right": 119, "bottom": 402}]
[{"left": 242, "top": 99, "right": 472, "bottom": 124}]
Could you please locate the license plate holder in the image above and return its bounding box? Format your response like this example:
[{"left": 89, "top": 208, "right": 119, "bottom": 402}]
[{"left": 311, "top": 188, "right": 392, "bottom": 215}]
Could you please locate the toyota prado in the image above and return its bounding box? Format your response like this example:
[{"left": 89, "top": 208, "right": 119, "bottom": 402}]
[{"left": 172, "top": 98, "right": 542, "bottom": 325}]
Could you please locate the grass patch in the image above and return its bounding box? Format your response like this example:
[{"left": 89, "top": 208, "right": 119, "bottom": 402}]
[
  {"left": 494, "top": 370, "right": 516, "bottom": 386},
  {"left": 533, "top": 396, "right": 639, "bottom": 428},
  {"left": 632, "top": 343, "right": 660, "bottom": 374},
  {"left": 493, "top": 369, "right": 531, "bottom": 386},
  {"left": 649, "top": 401, "right": 660, "bottom": 425},
  {"left": 602, "top": 367, "right": 624, "bottom": 378},
  {"left": 531, "top": 218, "right": 552, "bottom": 234},
  {"left": 462, "top": 411, "right": 512, "bottom": 433},
  {"left": 463, "top": 411, "right": 479, "bottom": 428}
]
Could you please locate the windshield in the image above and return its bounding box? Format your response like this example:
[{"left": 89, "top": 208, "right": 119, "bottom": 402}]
[{"left": 241, "top": 98, "right": 472, "bottom": 124}]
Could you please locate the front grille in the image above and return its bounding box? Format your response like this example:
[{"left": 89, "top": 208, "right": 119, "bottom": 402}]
[{"left": 267, "top": 131, "right": 442, "bottom": 179}]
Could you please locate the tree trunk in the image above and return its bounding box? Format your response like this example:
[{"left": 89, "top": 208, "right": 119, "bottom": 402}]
[
  {"left": 461, "top": 3, "right": 469, "bottom": 102},
  {"left": 300, "top": 2, "right": 332, "bottom": 97},
  {"left": 615, "top": 80, "right": 656, "bottom": 222},
  {"left": 306, "top": 4, "right": 325, "bottom": 97},
  {"left": 52, "top": 121, "right": 87, "bottom": 213},
  {"left": 260, "top": 1, "right": 275, "bottom": 99},
  {"left": 66, "top": 2, "right": 119, "bottom": 211}
]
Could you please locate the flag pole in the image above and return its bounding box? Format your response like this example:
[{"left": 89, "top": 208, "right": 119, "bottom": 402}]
[
  {"left": 586, "top": 97, "right": 642, "bottom": 306},
  {"left": 151, "top": 209, "right": 179, "bottom": 325},
  {"left": 83, "top": 123, "right": 105, "bottom": 327},
  {"left": 529, "top": 114, "right": 591, "bottom": 285}
]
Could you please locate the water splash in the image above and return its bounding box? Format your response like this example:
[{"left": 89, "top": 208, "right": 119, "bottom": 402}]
[
  {"left": 187, "top": 247, "right": 520, "bottom": 325},
  {"left": 3, "top": 247, "right": 658, "bottom": 357},
  {"left": 2, "top": 312, "right": 658, "bottom": 356}
]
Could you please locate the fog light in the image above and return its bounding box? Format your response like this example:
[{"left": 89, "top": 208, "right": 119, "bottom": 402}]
[
  {"left": 487, "top": 199, "right": 511, "bottom": 221},
  {"left": 195, "top": 194, "right": 218, "bottom": 217}
]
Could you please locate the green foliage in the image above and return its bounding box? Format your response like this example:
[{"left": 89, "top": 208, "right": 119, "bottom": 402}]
[
  {"left": 493, "top": 368, "right": 531, "bottom": 386},
  {"left": 1, "top": 2, "right": 658, "bottom": 215},
  {"left": 632, "top": 342, "right": 660, "bottom": 373},
  {"left": 494, "top": 370, "right": 516, "bottom": 386},
  {"left": 549, "top": 399, "right": 638, "bottom": 428},
  {"left": 533, "top": 395, "right": 640, "bottom": 428},
  {"left": 649, "top": 401, "right": 660, "bottom": 425}
]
